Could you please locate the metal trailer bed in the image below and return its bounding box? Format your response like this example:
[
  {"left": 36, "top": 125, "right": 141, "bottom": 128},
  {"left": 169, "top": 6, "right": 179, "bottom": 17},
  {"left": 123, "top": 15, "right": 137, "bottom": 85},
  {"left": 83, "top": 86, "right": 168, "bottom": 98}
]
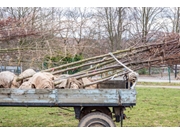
[{"left": 0, "top": 80, "right": 137, "bottom": 127}]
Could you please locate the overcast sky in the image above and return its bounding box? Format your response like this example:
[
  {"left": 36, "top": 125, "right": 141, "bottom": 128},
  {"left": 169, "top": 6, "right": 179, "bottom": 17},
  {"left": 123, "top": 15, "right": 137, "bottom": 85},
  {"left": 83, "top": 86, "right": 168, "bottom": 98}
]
[{"left": 1, "top": 0, "right": 179, "bottom": 7}]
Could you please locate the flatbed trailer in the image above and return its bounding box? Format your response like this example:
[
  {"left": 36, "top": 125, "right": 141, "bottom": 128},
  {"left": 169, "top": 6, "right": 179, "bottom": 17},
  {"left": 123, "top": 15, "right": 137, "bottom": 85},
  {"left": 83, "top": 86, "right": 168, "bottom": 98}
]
[{"left": 0, "top": 80, "right": 136, "bottom": 127}]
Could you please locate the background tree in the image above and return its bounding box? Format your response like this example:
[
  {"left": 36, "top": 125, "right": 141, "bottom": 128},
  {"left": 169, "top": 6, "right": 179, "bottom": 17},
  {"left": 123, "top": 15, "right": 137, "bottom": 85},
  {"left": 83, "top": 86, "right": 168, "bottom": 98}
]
[
  {"left": 129, "top": 7, "right": 165, "bottom": 43},
  {"left": 162, "top": 7, "right": 180, "bottom": 78},
  {"left": 129, "top": 7, "right": 165, "bottom": 75},
  {"left": 94, "top": 7, "right": 129, "bottom": 51}
]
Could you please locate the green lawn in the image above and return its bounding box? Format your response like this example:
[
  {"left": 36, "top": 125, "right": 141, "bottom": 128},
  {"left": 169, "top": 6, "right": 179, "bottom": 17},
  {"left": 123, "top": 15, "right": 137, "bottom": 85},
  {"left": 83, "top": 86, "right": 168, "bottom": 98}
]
[
  {"left": 0, "top": 87, "right": 180, "bottom": 127},
  {"left": 122, "top": 87, "right": 180, "bottom": 127}
]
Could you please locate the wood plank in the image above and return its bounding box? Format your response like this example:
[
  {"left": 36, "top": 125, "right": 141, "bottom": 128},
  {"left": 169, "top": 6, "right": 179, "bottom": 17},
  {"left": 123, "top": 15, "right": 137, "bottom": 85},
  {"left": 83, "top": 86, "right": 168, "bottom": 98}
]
[{"left": 0, "top": 88, "right": 136, "bottom": 105}]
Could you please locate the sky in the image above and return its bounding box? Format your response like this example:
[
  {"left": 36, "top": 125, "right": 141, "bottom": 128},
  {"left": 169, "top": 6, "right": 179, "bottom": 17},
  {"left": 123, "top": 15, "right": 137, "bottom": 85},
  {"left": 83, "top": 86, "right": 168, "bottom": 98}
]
[{"left": 1, "top": 0, "right": 179, "bottom": 7}]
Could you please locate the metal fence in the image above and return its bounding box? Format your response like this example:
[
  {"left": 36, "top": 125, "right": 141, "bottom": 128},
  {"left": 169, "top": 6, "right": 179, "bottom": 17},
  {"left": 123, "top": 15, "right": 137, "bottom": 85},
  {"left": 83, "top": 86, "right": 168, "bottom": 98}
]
[{"left": 0, "top": 66, "right": 22, "bottom": 75}]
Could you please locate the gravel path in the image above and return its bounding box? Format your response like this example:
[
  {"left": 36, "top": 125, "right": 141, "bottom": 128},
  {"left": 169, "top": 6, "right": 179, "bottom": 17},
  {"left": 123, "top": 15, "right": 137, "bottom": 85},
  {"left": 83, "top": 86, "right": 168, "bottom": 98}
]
[
  {"left": 138, "top": 74, "right": 180, "bottom": 83},
  {"left": 136, "top": 85, "right": 180, "bottom": 89},
  {"left": 136, "top": 74, "right": 180, "bottom": 89}
]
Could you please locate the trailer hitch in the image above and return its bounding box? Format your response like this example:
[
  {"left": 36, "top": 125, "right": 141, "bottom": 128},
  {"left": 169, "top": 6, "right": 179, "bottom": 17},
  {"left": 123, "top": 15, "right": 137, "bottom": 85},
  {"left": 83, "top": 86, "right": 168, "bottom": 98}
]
[{"left": 113, "top": 107, "right": 126, "bottom": 127}]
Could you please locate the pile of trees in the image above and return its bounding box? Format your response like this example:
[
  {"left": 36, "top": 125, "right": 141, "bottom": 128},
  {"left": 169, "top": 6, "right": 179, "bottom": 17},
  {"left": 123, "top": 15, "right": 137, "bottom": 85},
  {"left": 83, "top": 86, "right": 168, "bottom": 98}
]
[
  {"left": 44, "top": 32, "right": 180, "bottom": 87},
  {"left": 14, "top": 32, "right": 180, "bottom": 89},
  {"left": 1, "top": 31, "right": 180, "bottom": 90}
]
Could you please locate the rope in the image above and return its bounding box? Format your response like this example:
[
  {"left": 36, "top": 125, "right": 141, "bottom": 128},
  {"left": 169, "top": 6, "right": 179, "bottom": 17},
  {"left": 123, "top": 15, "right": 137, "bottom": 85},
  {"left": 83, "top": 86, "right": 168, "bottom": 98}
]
[
  {"left": 109, "top": 52, "right": 139, "bottom": 89},
  {"left": 109, "top": 52, "right": 133, "bottom": 72}
]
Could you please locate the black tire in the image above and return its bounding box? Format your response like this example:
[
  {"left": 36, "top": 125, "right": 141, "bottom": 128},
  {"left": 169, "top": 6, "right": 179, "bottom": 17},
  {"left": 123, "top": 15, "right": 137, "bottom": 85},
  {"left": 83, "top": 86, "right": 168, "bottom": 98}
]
[{"left": 78, "top": 112, "right": 116, "bottom": 127}]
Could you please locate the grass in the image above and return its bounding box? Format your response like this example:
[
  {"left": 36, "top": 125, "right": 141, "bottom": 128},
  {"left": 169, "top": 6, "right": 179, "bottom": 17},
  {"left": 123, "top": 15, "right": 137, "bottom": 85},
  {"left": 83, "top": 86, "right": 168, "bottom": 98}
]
[
  {"left": 122, "top": 87, "right": 180, "bottom": 127},
  {"left": 0, "top": 107, "right": 78, "bottom": 127},
  {"left": 0, "top": 86, "right": 180, "bottom": 127}
]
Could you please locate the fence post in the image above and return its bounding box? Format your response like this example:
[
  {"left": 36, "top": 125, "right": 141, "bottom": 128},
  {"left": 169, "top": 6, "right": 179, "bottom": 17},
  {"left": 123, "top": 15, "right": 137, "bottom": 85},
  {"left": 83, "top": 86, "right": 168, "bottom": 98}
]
[
  {"left": 0, "top": 61, "right": 2, "bottom": 72},
  {"left": 168, "top": 66, "right": 171, "bottom": 83},
  {"left": 175, "top": 64, "right": 177, "bottom": 78}
]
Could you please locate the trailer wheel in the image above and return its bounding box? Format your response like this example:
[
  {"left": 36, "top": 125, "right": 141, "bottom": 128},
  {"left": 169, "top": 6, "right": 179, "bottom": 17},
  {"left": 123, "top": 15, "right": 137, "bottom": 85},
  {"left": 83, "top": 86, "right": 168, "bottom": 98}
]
[{"left": 78, "top": 112, "right": 116, "bottom": 127}]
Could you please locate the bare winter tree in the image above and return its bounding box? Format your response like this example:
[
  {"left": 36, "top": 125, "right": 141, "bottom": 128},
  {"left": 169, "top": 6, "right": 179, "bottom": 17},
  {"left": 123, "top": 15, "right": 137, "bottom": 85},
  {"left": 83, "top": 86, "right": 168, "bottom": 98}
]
[
  {"left": 0, "top": 7, "right": 66, "bottom": 70},
  {"left": 129, "top": 7, "right": 165, "bottom": 43},
  {"left": 127, "top": 7, "right": 165, "bottom": 75},
  {"left": 63, "top": 7, "right": 97, "bottom": 56},
  {"left": 162, "top": 7, "right": 180, "bottom": 78},
  {"left": 95, "top": 7, "right": 129, "bottom": 52}
]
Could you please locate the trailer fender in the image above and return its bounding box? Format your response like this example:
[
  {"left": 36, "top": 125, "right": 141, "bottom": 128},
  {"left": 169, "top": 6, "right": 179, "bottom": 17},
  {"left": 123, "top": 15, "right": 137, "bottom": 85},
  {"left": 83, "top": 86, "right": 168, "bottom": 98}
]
[{"left": 79, "top": 106, "right": 112, "bottom": 120}]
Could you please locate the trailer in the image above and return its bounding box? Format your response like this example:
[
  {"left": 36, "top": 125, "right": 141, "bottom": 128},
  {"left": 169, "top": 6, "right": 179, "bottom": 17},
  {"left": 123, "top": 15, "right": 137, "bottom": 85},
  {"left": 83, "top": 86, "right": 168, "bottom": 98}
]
[{"left": 0, "top": 79, "right": 136, "bottom": 127}]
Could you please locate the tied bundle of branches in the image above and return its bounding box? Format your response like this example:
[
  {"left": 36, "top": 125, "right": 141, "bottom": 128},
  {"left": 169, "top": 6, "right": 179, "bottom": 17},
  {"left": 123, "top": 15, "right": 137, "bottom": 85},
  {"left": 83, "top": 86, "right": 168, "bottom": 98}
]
[
  {"left": 16, "top": 32, "right": 180, "bottom": 88},
  {"left": 45, "top": 33, "right": 180, "bottom": 86}
]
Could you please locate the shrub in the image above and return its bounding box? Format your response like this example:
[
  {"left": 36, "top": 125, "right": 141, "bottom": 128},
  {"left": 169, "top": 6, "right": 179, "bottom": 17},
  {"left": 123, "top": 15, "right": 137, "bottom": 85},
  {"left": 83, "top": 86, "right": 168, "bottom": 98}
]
[
  {"left": 43, "top": 53, "right": 83, "bottom": 74},
  {"left": 138, "top": 68, "right": 147, "bottom": 75}
]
